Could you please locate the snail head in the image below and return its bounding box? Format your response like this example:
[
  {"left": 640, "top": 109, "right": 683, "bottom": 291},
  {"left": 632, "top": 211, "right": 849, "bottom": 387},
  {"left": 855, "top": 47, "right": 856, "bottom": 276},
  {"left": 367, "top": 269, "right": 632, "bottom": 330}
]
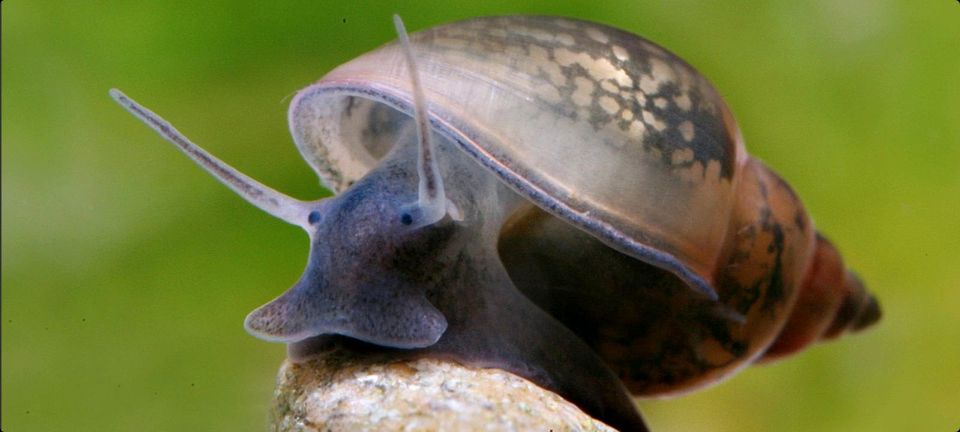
[{"left": 109, "top": 16, "right": 462, "bottom": 350}]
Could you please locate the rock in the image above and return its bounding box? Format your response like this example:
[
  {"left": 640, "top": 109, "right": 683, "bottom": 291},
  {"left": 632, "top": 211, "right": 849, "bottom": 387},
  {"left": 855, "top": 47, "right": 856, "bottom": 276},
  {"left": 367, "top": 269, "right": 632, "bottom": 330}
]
[{"left": 270, "top": 347, "right": 617, "bottom": 431}]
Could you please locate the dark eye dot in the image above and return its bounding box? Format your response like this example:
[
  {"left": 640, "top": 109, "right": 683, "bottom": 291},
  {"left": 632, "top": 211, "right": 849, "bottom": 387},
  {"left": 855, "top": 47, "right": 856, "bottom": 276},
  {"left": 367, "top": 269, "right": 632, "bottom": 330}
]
[
  {"left": 307, "top": 211, "right": 321, "bottom": 225},
  {"left": 400, "top": 213, "right": 413, "bottom": 225}
]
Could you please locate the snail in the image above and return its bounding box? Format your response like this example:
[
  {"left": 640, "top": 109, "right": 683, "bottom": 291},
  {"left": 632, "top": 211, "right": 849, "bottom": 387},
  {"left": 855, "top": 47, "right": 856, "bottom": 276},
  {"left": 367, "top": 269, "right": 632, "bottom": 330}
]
[{"left": 111, "top": 15, "right": 881, "bottom": 432}]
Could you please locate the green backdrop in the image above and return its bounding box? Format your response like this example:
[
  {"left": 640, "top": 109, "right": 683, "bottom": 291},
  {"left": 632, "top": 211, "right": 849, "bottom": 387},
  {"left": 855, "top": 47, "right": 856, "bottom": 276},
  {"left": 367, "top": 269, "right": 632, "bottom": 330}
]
[{"left": 3, "top": 1, "right": 958, "bottom": 431}]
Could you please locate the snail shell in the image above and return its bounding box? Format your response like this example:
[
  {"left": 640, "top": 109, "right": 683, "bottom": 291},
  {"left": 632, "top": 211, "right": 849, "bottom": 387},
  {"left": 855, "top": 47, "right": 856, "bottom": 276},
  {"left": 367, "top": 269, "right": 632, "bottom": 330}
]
[
  {"left": 113, "top": 15, "right": 880, "bottom": 432},
  {"left": 289, "top": 14, "right": 879, "bottom": 394}
]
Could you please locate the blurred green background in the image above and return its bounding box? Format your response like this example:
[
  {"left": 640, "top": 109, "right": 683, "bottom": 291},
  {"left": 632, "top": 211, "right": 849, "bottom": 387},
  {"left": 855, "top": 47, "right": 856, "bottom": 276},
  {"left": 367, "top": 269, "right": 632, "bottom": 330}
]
[{"left": 3, "top": 1, "right": 958, "bottom": 431}]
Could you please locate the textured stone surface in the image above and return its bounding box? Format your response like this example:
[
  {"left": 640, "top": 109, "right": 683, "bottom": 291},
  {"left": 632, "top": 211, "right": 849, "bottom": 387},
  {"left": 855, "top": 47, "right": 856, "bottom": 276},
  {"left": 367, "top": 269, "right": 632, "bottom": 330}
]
[{"left": 270, "top": 348, "right": 617, "bottom": 432}]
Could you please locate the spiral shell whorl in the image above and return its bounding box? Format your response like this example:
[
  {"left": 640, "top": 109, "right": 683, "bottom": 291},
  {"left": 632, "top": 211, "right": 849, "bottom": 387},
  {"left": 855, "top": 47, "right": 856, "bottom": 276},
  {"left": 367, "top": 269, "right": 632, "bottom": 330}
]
[{"left": 761, "top": 236, "right": 881, "bottom": 360}]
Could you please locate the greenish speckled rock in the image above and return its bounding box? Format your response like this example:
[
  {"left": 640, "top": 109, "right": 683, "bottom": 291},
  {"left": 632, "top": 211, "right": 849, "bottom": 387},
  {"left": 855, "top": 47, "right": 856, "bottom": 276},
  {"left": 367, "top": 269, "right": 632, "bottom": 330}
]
[{"left": 270, "top": 347, "right": 617, "bottom": 432}]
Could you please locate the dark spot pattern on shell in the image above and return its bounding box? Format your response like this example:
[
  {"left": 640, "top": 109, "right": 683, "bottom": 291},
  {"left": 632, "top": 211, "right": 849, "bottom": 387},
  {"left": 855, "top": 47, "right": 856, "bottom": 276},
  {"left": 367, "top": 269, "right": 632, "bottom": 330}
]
[{"left": 417, "top": 16, "right": 737, "bottom": 179}]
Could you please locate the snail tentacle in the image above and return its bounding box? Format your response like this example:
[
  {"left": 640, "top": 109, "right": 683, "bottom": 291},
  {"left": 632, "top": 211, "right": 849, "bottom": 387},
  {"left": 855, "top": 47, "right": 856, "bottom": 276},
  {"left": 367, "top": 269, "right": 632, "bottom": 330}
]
[
  {"left": 393, "top": 15, "right": 457, "bottom": 228},
  {"left": 110, "top": 89, "right": 315, "bottom": 229}
]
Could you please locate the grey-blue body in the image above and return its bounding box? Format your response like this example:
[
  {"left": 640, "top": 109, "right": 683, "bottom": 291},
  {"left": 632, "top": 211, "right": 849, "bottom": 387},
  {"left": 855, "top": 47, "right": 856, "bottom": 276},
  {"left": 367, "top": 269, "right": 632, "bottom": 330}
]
[{"left": 278, "top": 128, "right": 644, "bottom": 428}]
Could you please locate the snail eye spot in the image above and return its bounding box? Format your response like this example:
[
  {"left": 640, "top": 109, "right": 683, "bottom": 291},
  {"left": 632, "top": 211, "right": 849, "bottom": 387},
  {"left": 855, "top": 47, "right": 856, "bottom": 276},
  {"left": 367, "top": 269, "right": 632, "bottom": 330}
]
[
  {"left": 307, "top": 211, "right": 322, "bottom": 225},
  {"left": 400, "top": 213, "right": 414, "bottom": 226}
]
